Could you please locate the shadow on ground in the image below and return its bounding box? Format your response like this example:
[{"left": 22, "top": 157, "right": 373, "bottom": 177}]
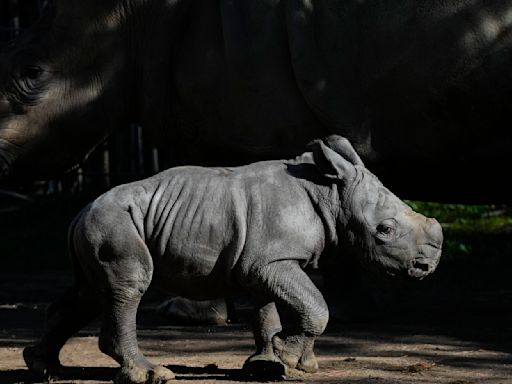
[{"left": 0, "top": 364, "right": 296, "bottom": 384}]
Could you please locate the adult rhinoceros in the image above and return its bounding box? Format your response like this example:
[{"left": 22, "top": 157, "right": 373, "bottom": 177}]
[{"left": 1, "top": 0, "right": 511, "bottom": 202}]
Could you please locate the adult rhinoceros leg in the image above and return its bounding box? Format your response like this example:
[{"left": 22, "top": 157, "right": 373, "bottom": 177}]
[
  {"left": 23, "top": 285, "right": 99, "bottom": 379},
  {"left": 243, "top": 260, "right": 329, "bottom": 374},
  {"left": 243, "top": 301, "right": 284, "bottom": 376}
]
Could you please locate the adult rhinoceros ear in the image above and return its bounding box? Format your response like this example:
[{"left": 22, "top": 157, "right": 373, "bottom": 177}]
[
  {"left": 324, "top": 135, "right": 365, "bottom": 167},
  {"left": 309, "top": 139, "right": 356, "bottom": 180}
]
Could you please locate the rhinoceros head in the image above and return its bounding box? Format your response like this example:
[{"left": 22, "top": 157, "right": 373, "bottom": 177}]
[
  {"left": 311, "top": 135, "right": 443, "bottom": 279},
  {"left": 0, "top": 1, "right": 128, "bottom": 179}
]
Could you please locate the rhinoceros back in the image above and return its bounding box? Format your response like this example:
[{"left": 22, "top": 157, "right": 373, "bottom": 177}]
[{"left": 147, "top": 168, "right": 244, "bottom": 283}]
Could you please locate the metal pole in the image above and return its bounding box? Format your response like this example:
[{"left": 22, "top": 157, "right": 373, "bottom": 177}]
[
  {"left": 151, "top": 147, "right": 160, "bottom": 174},
  {"left": 102, "top": 142, "right": 111, "bottom": 188},
  {"left": 136, "top": 124, "right": 144, "bottom": 176},
  {"left": 9, "top": 0, "right": 20, "bottom": 37},
  {"left": 130, "top": 123, "right": 144, "bottom": 179},
  {"left": 77, "top": 167, "right": 84, "bottom": 193},
  {"left": 36, "top": 0, "right": 46, "bottom": 16}
]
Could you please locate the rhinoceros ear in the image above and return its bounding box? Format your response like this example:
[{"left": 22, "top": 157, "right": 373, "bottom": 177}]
[
  {"left": 324, "top": 135, "right": 365, "bottom": 167},
  {"left": 309, "top": 139, "right": 356, "bottom": 180}
]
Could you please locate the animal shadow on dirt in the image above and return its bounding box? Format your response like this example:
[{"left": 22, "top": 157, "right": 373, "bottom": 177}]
[
  {"left": 0, "top": 366, "right": 115, "bottom": 384},
  {"left": 0, "top": 364, "right": 297, "bottom": 383}
]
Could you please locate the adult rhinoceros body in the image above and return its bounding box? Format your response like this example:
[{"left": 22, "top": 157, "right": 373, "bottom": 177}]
[{"left": 0, "top": 0, "right": 511, "bottom": 201}]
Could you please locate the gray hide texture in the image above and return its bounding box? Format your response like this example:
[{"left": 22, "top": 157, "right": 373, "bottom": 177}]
[{"left": 23, "top": 135, "right": 442, "bottom": 383}]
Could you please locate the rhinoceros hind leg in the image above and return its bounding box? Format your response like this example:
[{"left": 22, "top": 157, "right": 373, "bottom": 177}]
[
  {"left": 243, "top": 301, "right": 286, "bottom": 379},
  {"left": 98, "top": 283, "right": 175, "bottom": 384},
  {"left": 95, "top": 227, "right": 174, "bottom": 384},
  {"left": 23, "top": 285, "right": 99, "bottom": 379},
  {"left": 23, "top": 345, "right": 62, "bottom": 380},
  {"left": 99, "top": 288, "right": 175, "bottom": 384},
  {"left": 114, "top": 363, "right": 175, "bottom": 384}
]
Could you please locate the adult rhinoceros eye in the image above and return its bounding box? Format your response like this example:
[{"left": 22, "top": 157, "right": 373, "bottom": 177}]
[
  {"left": 11, "top": 65, "right": 47, "bottom": 106},
  {"left": 20, "top": 65, "right": 43, "bottom": 80}
]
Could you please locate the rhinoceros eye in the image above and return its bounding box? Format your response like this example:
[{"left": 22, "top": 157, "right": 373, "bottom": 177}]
[
  {"left": 20, "top": 65, "right": 43, "bottom": 80},
  {"left": 376, "top": 219, "right": 396, "bottom": 239},
  {"left": 10, "top": 65, "right": 48, "bottom": 107}
]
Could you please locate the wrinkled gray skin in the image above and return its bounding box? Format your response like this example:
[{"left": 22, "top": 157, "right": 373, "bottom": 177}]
[
  {"left": 23, "top": 136, "right": 443, "bottom": 383},
  {"left": 1, "top": 0, "right": 512, "bottom": 202}
]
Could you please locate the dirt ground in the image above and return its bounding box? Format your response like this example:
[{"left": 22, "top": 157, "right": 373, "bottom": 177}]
[{"left": 1, "top": 271, "right": 511, "bottom": 384}]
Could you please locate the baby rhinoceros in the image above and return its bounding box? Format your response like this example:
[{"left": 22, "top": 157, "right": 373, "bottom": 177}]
[{"left": 24, "top": 135, "right": 443, "bottom": 384}]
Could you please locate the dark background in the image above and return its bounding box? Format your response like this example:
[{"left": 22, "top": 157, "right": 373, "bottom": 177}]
[{"left": 0, "top": 0, "right": 511, "bottom": 346}]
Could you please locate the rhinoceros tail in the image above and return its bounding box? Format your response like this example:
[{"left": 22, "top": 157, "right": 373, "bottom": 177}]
[{"left": 66, "top": 203, "right": 92, "bottom": 288}]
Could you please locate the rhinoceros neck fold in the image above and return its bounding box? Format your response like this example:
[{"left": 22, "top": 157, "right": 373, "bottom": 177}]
[{"left": 299, "top": 176, "right": 341, "bottom": 249}]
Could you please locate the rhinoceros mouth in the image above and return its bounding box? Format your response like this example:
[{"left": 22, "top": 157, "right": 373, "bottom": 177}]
[{"left": 408, "top": 266, "right": 429, "bottom": 279}]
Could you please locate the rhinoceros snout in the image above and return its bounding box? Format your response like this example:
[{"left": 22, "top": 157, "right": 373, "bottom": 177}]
[
  {"left": 408, "top": 237, "right": 442, "bottom": 279},
  {"left": 424, "top": 217, "right": 443, "bottom": 246}
]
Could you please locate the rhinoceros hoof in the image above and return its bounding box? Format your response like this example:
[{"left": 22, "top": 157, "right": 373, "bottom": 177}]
[
  {"left": 23, "top": 345, "right": 62, "bottom": 380},
  {"left": 243, "top": 354, "right": 287, "bottom": 380},
  {"left": 272, "top": 335, "right": 301, "bottom": 370},
  {"left": 272, "top": 335, "right": 318, "bottom": 373},
  {"left": 114, "top": 363, "right": 175, "bottom": 384},
  {"left": 297, "top": 352, "right": 319, "bottom": 373}
]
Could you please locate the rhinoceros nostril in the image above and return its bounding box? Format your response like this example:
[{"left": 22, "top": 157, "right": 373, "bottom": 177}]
[
  {"left": 408, "top": 262, "right": 430, "bottom": 279},
  {"left": 412, "top": 261, "right": 430, "bottom": 272}
]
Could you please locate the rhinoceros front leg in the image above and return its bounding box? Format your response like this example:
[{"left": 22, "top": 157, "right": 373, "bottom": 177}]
[
  {"left": 253, "top": 302, "right": 282, "bottom": 355},
  {"left": 243, "top": 260, "right": 329, "bottom": 375}
]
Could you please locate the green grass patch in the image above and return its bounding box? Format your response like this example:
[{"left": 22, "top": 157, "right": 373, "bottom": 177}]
[{"left": 406, "top": 201, "right": 512, "bottom": 267}]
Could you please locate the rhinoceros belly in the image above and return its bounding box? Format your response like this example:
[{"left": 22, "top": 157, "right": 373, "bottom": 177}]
[{"left": 152, "top": 242, "right": 240, "bottom": 300}]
